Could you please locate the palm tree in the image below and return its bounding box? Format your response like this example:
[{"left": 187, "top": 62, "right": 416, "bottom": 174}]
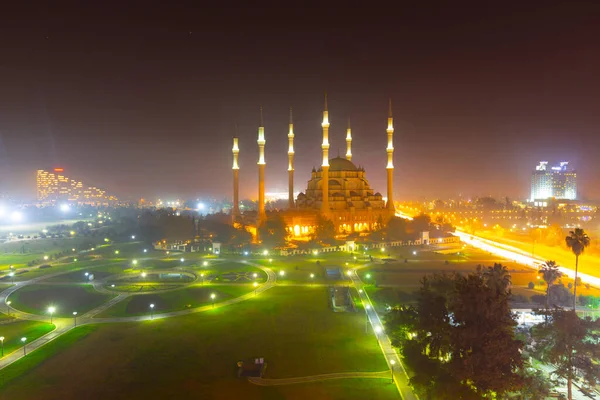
[
  {"left": 565, "top": 228, "right": 590, "bottom": 310},
  {"left": 539, "top": 260, "right": 562, "bottom": 308},
  {"left": 482, "top": 263, "right": 511, "bottom": 297}
]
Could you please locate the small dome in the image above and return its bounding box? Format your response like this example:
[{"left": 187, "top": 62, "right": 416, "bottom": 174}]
[{"left": 329, "top": 157, "right": 358, "bottom": 171}]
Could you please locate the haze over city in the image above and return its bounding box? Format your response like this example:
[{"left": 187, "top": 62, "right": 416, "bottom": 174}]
[{"left": 1, "top": 3, "right": 599, "bottom": 201}]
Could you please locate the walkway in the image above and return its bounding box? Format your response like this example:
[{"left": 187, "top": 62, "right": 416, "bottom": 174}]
[
  {"left": 248, "top": 370, "right": 391, "bottom": 386},
  {"left": 348, "top": 265, "right": 419, "bottom": 400}
]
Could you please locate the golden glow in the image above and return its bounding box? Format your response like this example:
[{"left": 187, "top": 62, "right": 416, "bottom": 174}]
[
  {"left": 257, "top": 126, "right": 266, "bottom": 165},
  {"left": 232, "top": 137, "right": 239, "bottom": 170},
  {"left": 346, "top": 127, "right": 352, "bottom": 160}
]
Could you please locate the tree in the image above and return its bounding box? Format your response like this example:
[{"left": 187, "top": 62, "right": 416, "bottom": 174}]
[
  {"left": 314, "top": 215, "right": 335, "bottom": 243},
  {"left": 565, "top": 228, "right": 590, "bottom": 310},
  {"left": 386, "top": 216, "right": 408, "bottom": 241},
  {"left": 532, "top": 309, "right": 600, "bottom": 400},
  {"left": 386, "top": 267, "right": 525, "bottom": 398},
  {"left": 539, "top": 260, "right": 562, "bottom": 309},
  {"left": 257, "top": 215, "right": 288, "bottom": 248}
]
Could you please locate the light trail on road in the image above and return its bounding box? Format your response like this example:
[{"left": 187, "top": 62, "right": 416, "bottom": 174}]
[{"left": 454, "top": 229, "right": 600, "bottom": 288}]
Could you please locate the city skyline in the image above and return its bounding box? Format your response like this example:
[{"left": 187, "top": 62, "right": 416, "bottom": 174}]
[{"left": 0, "top": 3, "right": 599, "bottom": 201}]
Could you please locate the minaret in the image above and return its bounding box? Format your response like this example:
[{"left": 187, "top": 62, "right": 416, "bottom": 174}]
[
  {"left": 386, "top": 98, "right": 395, "bottom": 215},
  {"left": 346, "top": 118, "right": 352, "bottom": 161},
  {"left": 321, "top": 93, "right": 330, "bottom": 214},
  {"left": 288, "top": 107, "right": 295, "bottom": 209},
  {"left": 232, "top": 135, "right": 240, "bottom": 220},
  {"left": 257, "top": 107, "right": 266, "bottom": 226}
]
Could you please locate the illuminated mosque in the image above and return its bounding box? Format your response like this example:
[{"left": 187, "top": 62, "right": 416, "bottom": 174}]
[{"left": 231, "top": 95, "right": 396, "bottom": 239}]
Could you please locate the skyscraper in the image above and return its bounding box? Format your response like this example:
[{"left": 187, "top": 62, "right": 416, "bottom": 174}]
[
  {"left": 36, "top": 168, "right": 118, "bottom": 205},
  {"left": 530, "top": 161, "right": 576, "bottom": 201}
]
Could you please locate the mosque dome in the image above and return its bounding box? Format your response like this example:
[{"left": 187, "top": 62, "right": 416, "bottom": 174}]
[{"left": 329, "top": 157, "right": 357, "bottom": 171}]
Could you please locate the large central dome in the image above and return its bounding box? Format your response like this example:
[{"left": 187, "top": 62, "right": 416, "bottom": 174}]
[{"left": 329, "top": 157, "right": 357, "bottom": 171}]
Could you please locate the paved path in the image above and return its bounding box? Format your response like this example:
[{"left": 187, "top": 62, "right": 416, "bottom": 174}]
[
  {"left": 248, "top": 370, "right": 391, "bottom": 386},
  {"left": 348, "top": 266, "right": 418, "bottom": 400}
]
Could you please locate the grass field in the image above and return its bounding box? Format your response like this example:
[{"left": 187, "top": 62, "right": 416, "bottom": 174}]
[
  {"left": 0, "top": 287, "right": 392, "bottom": 399},
  {"left": 0, "top": 320, "right": 55, "bottom": 358},
  {"left": 254, "top": 257, "right": 352, "bottom": 284},
  {"left": 8, "top": 284, "right": 115, "bottom": 317},
  {"left": 97, "top": 284, "right": 253, "bottom": 317}
]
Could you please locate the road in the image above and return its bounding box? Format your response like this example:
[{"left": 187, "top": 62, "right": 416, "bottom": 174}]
[{"left": 349, "top": 268, "right": 418, "bottom": 400}]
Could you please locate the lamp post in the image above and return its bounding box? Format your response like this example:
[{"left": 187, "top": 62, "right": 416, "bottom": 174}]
[
  {"left": 21, "top": 337, "right": 27, "bottom": 355},
  {"left": 0, "top": 336, "right": 4, "bottom": 357},
  {"left": 48, "top": 306, "right": 55, "bottom": 324},
  {"left": 310, "top": 273, "right": 315, "bottom": 285},
  {"left": 149, "top": 303, "right": 154, "bottom": 320},
  {"left": 200, "top": 273, "right": 204, "bottom": 285},
  {"left": 390, "top": 359, "right": 396, "bottom": 382},
  {"left": 365, "top": 304, "right": 371, "bottom": 333},
  {"left": 6, "top": 300, "right": 11, "bottom": 316},
  {"left": 9, "top": 272, "right": 14, "bottom": 284},
  {"left": 73, "top": 311, "right": 78, "bottom": 327},
  {"left": 253, "top": 282, "right": 258, "bottom": 295},
  {"left": 210, "top": 293, "right": 216, "bottom": 308}
]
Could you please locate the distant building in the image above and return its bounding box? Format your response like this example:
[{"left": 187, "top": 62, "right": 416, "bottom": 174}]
[
  {"left": 530, "top": 161, "right": 576, "bottom": 202},
  {"left": 36, "top": 168, "right": 118, "bottom": 205}
]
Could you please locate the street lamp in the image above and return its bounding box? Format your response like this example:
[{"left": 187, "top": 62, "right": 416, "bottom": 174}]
[
  {"left": 143, "top": 249, "right": 147, "bottom": 253},
  {"left": 115, "top": 250, "right": 120, "bottom": 255},
  {"left": 73, "top": 311, "right": 78, "bottom": 327},
  {"left": 180, "top": 258, "right": 185, "bottom": 263},
  {"left": 253, "top": 282, "right": 258, "bottom": 295},
  {"left": 149, "top": 303, "right": 155, "bottom": 319},
  {"left": 253, "top": 273, "right": 258, "bottom": 279},
  {"left": 6, "top": 300, "right": 11, "bottom": 316},
  {"left": 279, "top": 270, "right": 285, "bottom": 278},
  {"left": 390, "top": 359, "right": 396, "bottom": 382},
  {"left": 200, "top": 273, "right": 205, "bottom": 285},
  {"left": 131, "top": 235, "right": 136, "bottom": 240},
  {"left": 310, "top": 273, "right": 315, "bottom": 285},
  {"left": 132, "top": 259, "right": 138, "bottom": 266},
  {"left": 141, "top": 272, "right": 147, "bottom": 280},
  {"left": 9, "top": 272, "right": 14, "bottom": 284},
  {"left": 43, "top": 255, "right": 49, "bottom": 261},
  {"left": 21, "top": 337, "right": 27, "bottom": 355},
  {"left": 0, "top": 336, "right": 4, "bottom": 357},
  {"left": 48, "top": 306, "right": 56, "bottom": 324},
  {"left": 210, "top": 293, "right": 216, "bottom": 307}
]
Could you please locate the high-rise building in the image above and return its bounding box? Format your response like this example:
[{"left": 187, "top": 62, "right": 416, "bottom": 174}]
[
  {"left": 530, "top": 161, "right": 576, "bottom": 201},
  {"left": 36, "top": 168, "right": 118, "bottom": 205}
]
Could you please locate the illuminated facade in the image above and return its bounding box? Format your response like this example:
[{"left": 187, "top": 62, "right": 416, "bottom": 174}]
[
  {"left": 36, "top": 168, "right": 118, "bottom": 205},
  {"left": 530, "top": 161, "right": 576, "bottom": 201}
]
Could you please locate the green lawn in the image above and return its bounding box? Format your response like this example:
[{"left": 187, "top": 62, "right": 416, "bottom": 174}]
[
  {"left": 0, "top": 320, "right": 55, "bottom": 358},
  {"left": 8, "top": 284, "right": 115, "bottom": 317},
  {"left": 0, "top": 286, "right": 392, "bottom": 399},
  {"left": 97, "top": 284, "right": 254, "bottom": 317},
  {"left": 254, "top": 257, "right": 353, "bottom": 284}
]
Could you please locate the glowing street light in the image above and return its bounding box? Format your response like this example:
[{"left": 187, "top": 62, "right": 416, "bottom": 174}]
[
  {"left": 0, "top": 336, "right": 4, "bottom": 356},
  {"left": 390, "top": 359, "right": 396, "bottom": 382},
  {"left": 149, "top": 303, "right": 155, "bottom": 319},
  {"left": 143, "top": 249, "right": 147, "bottom": 253},
  {"left": 412, "top": 251, "right": 417, "bottom": 256},
  {"left": 48, "top": 306, "right": 56, "bottom": 324},
  {"left": 180, "top": 258, "right": 185, "bottom": 263},
  {"left": 203, "top": 261, "right": 208, "bottom": 267},
  {"left": 346, "top": 270, "right": 352, "bottom": 277},
  {"left": 200, "top": 273, "right": 205, "bottom": 285},
  {"left": 279, "top": 270, "right": 285, "bottom": 278},
  {"left": 131, "top": 235, "right": 136, "bottom": 240},
  {"left": 73, "top": 311, "right": 78, "bottom": 327},
  {"left": 263, "top": 250, "right": 268, "bottom": 256},
  {"left": 210, "top": 293, "right": 216, "bottom": 307},
  {"left": 253, "top": 273, "right": 258, "bottom": 279},
  {"left": 43, "top": 255, "right": 49, "bottom": 261},
  {"left": 6, "top": 300, "right": 11, "bottom": 316},
  {"left": 9, "top": 272, "right": 14, "bottom": 284},
  {"left": 21, "top": 337, "right": 27, "bottom": 355},
  {"left": 268, "top": 258, "right": 272, "bottom": 263},
  {"left": 366, "top": 273, "right": 371, "bottom": 279},
  {"left": 132, "top": 259, "right": 138, "bottom": 266},
  {"left": 253, "top": 281, "right": 258, "bottom": 295},
  {"left": 380, "top": 247, "right": 385, "bottom": 252},
  {"left": 374, "top": 325, "right": 383, "bottom": 334},
  {"left": 141, "top": 272, "right": 147, "bottom": 279},
  {"left": 115, "top": 250, "right": 120, "bottom": 255}
]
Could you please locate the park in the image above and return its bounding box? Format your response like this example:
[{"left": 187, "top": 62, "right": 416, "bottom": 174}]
[{"left": 0, "top": 226, "right": 597, "bottom": 400}]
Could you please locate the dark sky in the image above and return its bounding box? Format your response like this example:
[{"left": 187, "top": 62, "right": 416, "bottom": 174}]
[{"left": 1, "top": 3, "right": 599, "bottom": 202}]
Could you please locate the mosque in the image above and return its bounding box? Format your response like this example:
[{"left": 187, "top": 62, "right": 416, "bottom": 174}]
[{"left": 231, "top": 95, "right": 396, "bottom": 239}]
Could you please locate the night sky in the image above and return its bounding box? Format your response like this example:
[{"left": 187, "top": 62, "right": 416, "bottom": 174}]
[{"left": 1, "top": 3, "right": 599, "bottom": 202}]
